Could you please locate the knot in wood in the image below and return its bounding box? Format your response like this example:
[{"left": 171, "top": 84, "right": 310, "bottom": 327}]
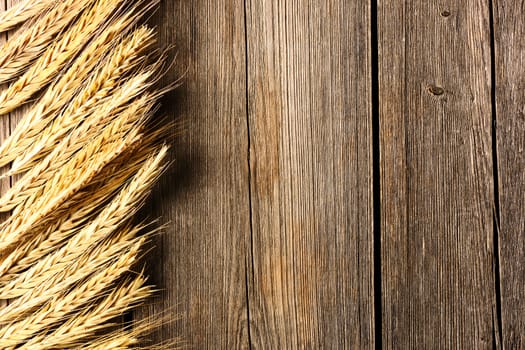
[{"left": 427, "top": 85, "right": 445, "bottom": 96}]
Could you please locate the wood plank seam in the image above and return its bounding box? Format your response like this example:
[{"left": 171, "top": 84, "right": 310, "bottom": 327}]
[
  {"left": 487, "top": 1, "right": 503, "bottom": 348},
  {"left": 243, "top": 0, "right": 255, "bottom": 349},
  {"left": 370, "top": 0, "right": 382, "bottom": 348}
]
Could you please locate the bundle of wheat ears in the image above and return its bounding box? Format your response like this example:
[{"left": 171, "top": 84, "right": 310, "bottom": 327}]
[{"left": 0, "top": 0, "right": 172, "bottom": 348}]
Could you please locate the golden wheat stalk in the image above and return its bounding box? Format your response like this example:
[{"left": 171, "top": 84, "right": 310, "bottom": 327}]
[
  {"left": 0, "top": 0, "right": 56, "bottom": 33},
  {"left": 0, "top": 0, "right": 95, "bottom": 83},
  {"left": 0, "top": 104, "right": 163, "bottom": 253},
  {"left": 19, "top": 277, "right": 154, "bottom": 349},
  {"left": 0, "top": 145, "right": 167, "bottom": 284},
  {"left": 0, "top": 142, "right": 165, "bottom": 281},
  {"left": 0, "top": 8, "right": 146, "bottom": 169},
  {"left": 78, "top": 318, "right": 171, "bottom": 350},
  {"left": 0, "top": 228, "right": 144, "bottom": 324},
  {"left": 0, "top": 147, "right": 167, "bottom": 346},
  {"left": 6, "top": 29, "right": 158, "bottom": 175},
  {"left": 1, "top": 79, "right": 158, "bottom": 207},
  {"left": 0, "top": 221, "right": 142, "bottom": 298},
  {"left": 0, "top": 266, "right": 151, "bottom": 347},
  {"left": 11, "top": 67, "right": 160, "bottom": 177},
  {"left": 0, "top": 0, "right": 172, "bottom": 346},
  {"left": 80, "top": 331, "right": 141, "bottom": 350},
  {"left": 0, "top": 0, "right": 128, "bottom": 116}
]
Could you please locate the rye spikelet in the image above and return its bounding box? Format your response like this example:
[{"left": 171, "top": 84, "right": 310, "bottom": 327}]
[{"left": 0, "top": 0, "right": 174, "bottom": 347}]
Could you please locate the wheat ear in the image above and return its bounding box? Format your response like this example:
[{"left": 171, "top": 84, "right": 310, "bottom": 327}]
[
  {"left": 0, "top": 0, "right": 95, "bottom": 83},
  {"left": 0, "top": 88, "right": 157, "bottom": 217},
  {"left": 81, "top": 334, "right": 178, "bottom": 350},
  {"left": 0, "top": 144, "right": 166, "bottom": 262},
  {"left": 0, "top": 256, "right": 150, "bottom": 348},
  {"left": 10, "top": 68, "right": 160, "bottom": 177},
  {"left": 6, "top": 28, "right": 157, "bottom": 175},
  {"left": 80, "top": 332, "right": 140, "bottom": 350},
  {"left": 0, "top": 0, "right": 56, "bottom": 33},
  {"left": 77, "top": 318, "right": 173, "bottom": 350},
  {"left": 19, "top": 277, "right": 154, "bottom": 349},
  {"left": 0, "top": 142, "right": 165, "bottom": 282},
  {"left": 0, "top": 0, "right": 128, "bottom": 116},
  {"left": 0, "top": 12, "right": 141, "bottom": 169},
  {"left": 0, "top": 0, "right": 172, "bottom": 345},
  {"left": 0, "top": 226, "right": 144, "bottom": 321},
  {"left": 0, "top": 113, "right": 151, "bottom": 253}
]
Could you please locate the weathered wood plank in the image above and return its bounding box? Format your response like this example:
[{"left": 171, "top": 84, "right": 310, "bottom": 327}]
[
  {"left": 245, "top": 1, "right": 374, "bottom": 348},
  {"left": 493, "top": 1, "right": 525, "bottom": 348},
  {"left": 379, "top": 1, "right": 497, "bottom": 348},
  {"left": 136, "top": 0, "right": 251, "bottom": 348}
]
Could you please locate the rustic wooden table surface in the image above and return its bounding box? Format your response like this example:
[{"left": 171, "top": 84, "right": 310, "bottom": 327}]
[
  {"left": 136, "top": 0, "right": 525, "bottom": 349},
  {"left": 14, "top": 0, "right": 517, "bottom": 348}
]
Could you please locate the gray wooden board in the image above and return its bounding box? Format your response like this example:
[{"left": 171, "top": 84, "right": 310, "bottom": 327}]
[
  {"left": 137, "top": 0, "right": 252, "bottom": 348},
  {"left": 378, "top": 1, "right": 498, "bottom": 348},
  {"left": 140, "top": 0, "right": 375, "bottom": 348},
  {"left": 245, "top": 0, "right": 375, "bottom": 348},
  {"left": 493, "top": 0, "right": 525, "bottom": 348}
]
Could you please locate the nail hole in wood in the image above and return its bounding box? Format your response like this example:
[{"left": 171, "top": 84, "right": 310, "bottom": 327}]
[
  {"left": 427, "top": 85, "right": 445, "bottom": 96},
  {"left": 441, "top": 10, "right": 451, "bottom": 17}
]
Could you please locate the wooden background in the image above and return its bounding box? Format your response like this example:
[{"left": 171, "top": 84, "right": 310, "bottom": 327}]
[{"left": 134, "top": 0, "right": 524, "bottom": 348}]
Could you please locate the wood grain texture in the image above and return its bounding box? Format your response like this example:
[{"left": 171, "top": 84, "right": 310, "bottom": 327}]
[
  {"left": 4, "top": 0, "right": 525, "bottom": 347},
  {"left": 493, "top": 1, "right": 525, "bottom": 348},
  {"left": 136, "top": 0, "right": 251, "bottom": 348},
  {"left": 379, "top": 1, "right": 498, "bottom": 348},
  {"left": 245, "top": 1, "right": 374, "bottom": 348}
]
